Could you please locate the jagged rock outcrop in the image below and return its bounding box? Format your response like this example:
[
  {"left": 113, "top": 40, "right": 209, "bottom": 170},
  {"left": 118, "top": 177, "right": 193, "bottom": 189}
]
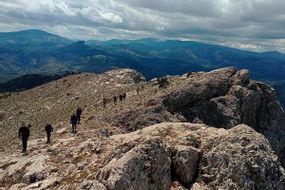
[
  {"left": 95, "top": 123, "right": 285, "bottom": 190},
  {"left": 107, "top": 67, "right": 285, "bottom": 166},
  {"left": 2, "top": 122, "right": 284, "bottom": 189}
]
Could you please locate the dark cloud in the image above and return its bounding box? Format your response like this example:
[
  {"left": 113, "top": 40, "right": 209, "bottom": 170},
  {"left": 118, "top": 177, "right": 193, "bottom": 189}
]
[{"left": 0, "top": 0, "right": 284, "bottom": 52}]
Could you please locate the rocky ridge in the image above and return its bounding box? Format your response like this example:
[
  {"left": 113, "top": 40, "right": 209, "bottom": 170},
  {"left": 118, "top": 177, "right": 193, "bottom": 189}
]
[{"left": 0, "top": 67, "right": 285, "bottom": 189}]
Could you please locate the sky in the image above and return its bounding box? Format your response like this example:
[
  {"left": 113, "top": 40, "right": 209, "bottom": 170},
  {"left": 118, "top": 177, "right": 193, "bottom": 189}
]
[{"left": 0, "top": 0, "right": 285, "bottom": 52}]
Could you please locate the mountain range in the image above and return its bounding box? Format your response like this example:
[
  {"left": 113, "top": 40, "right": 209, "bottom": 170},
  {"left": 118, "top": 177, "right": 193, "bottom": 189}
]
[{"left": 0, "top": 29, "right": 285, "bottom": 106}]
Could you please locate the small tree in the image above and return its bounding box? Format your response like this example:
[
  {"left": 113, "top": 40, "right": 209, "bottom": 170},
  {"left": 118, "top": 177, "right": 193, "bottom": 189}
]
[{"left": 157, "top": 77, "right": 169, "bottom": 88}]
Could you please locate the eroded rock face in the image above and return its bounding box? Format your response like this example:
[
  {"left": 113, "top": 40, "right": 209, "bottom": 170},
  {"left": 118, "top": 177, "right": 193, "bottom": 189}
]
[
  {"left": 106, "top": 67, "right": 285, "bottom": 166},
  {"left": 96, "top": 137, "right": 171, "bottom": 190},
  {"left": 108, "top": 67, "right": 285, "bottom": 166},
  {"left": 0, "top": 110, "right": 5, "bottom": 121},
  {"left": 162, "top": 67, "right": 237, "bottom": 113},
  {"left": 171, "top": 146, "right": 200, "bottom": 186},
  {"left": 110, "top": 105, "right": 178, "bottom": 132},
  {"left": 95, "top": 122, "right": 285, "bottom": 190},
  {"left": 0, "top": 154, "right": 55, "bottom": 188},
  {"left": 199, "top": 125, "right": 284, "bottom": 190}
]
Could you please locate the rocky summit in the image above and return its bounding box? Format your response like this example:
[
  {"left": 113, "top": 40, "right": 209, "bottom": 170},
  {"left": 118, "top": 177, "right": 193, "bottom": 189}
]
[{"left": 0, "top": 67, "right": 285, "bottom": 189}]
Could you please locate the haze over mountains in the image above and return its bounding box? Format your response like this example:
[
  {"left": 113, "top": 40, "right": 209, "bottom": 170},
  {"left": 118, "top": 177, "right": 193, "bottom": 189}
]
[{"left": 0, "top": 29, "right": 285, "bottom": 106}]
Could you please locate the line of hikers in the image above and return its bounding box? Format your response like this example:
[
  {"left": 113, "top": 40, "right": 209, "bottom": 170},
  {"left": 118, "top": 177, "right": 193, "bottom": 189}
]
[
  {"left": 18, "top": 107, "right": 83, "bottom": 154},
  {"left": 103, "top": 93, "right": 127, "bottom": 108}
]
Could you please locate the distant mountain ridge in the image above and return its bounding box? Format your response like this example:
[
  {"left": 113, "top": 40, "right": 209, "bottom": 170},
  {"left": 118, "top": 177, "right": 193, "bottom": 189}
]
[
  {"left": 1, "top": 29, "right": 285, "bottom": 80},
  {"left": 0, "top": 29, "right": 71, "bottom": 46},
  {"left": 0, "top": 29, "right": 285, "bottom": 107}
]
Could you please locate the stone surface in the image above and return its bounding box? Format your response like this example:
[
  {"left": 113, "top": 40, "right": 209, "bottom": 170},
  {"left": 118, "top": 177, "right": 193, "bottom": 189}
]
[
  {"left": 199, "top": 124, "right": 285, "bottom": 190},
  {"left": 171, "top": 146, "right": 200, "bottom": 186},
  {"left": 77, "top": 180, "right": 106, "bottom": 190},
  {"left": 96, "top": 137, "right": 171, "bottom": 190},
  {"left": 22, "top": 155, "right": 50, "bottom": 183}
]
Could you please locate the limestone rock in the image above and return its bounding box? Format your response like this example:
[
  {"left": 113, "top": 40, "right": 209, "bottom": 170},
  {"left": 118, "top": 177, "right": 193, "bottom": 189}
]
[
  {"left": 158, "top": 67, "right": 285, "bottom": 166},
  {"left": 171, "top": 146, "right": 200, "bottom": 186},
  {"left": 0, "top": 110, "right": 5, "bottom": 121},
  {"left": 22, "top": 155, "right": 50, "bottom": 183},
  {"left": 110, "top": 105, "right": 177, "bottom": 132},
  {"left": 190, "top": 183, "right": 206, "bottom": 190},
  {"left": 162, "top": 67, "right": 236, "bottom": 113},
  {"left": 109, "top": 122, "right": 285, "bottom": 190},
  {"left": 77, "top": 180, "right": 106, "bottom": 190},
  {"left": 99, "top": 67, "right": 285, "bottom": 167},
  {"left": 0, "top": 155, "right": 55, "bottom": 188},
  {"left": 56, "top": 127, "right": 67, "bottom": 135},
  {"left": 199, "top": 124, "right": 285, "bottom": 190},
  {"left": 232, "top": 69, "right": 250, "bottom": 86},
  {"left": 96, "top": 137, "right": 171, "bottom": 190}
]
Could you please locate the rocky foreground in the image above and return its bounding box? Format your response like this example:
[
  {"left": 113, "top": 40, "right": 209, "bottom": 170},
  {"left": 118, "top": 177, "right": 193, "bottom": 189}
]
[{"left": 1, "top": 67, "right": 285, "bottom": 189}]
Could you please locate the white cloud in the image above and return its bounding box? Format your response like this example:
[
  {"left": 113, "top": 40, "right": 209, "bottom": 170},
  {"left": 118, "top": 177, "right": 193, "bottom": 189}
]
[
  {"left": 0, "top": 0, "right": 284, "bottom": 52},
  {"left": 98, "top": 11, "right": 123, "bottom": 24}
]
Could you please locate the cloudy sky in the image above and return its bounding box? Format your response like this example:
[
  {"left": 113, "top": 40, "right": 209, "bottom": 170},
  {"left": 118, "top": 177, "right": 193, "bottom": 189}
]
[{"left": 0, "top": 0, "right": 285, "bottom": 52}]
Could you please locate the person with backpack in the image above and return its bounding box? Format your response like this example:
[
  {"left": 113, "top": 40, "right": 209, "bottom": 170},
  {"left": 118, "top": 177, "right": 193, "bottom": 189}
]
[
  {"left": 122, "top": 93, "right": 126, "bottom": 100},
  {"left": 45, "top": 123, "right": 53, "bottom": 143},
  {"left": 103, "top": 98, "right": 107, "bottom": 108},
  {"left": 113, "top": 96, "right": 117, "bottom": 105},
  {"left": 76, "top": 107, "right": 83, "bottom": 124},
  {"left": 19, "top": 122, "right": 30, "bottom": 153},
  {"left": 119, "top": 94, "right": 122, "bottom": 101},
  {"left": 70, "top": 113, "right": 78, "bottom": 134}
]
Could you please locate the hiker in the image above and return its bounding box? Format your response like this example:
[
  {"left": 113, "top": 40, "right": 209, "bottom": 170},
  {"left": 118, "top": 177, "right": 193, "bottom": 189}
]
[
  {"left": 45, "top": 123, "right": 53, "bottom": 144},
  {"left": 122, "top": 93, "right": 126, "bottom": 100},
  {"left": 186, "top": 72, "right": 192, "bottom": 77},
  {"left": 119, "top": 94, "right": 123, "bottom": 101},
  {"left": 113, "top": 96, "right": 117, "bottom": 105},
  {"left": 70, "top": 113, "right": 78, "bottom": 134},
  {"left": 119, "top": 93, "right": 126, "bottom": 101},
  {"left": 19, "top": 122, "right": 30, "bottom": 153},
  {"left": 76, "top": 107, "right": 83, "bottom": 124},
  {"left": 103, "top": 98, "right": 107, "bottom": 108}
]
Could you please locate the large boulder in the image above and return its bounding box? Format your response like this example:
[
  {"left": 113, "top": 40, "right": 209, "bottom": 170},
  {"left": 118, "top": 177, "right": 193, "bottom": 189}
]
[
  {"left": 162, "top": 67, "right": 236, "bottom": 113},
  {"left": 199, "top": 124, "right": 285, "bottom": 190},
  {"left": 0, "top": 154, "right": 55, "bottom": 188},
  {"left": 161, "top": 67, "right": 285, "bottom": 166},
  {"left": 171, "top": 146, "right": 200, "bottom": 186},
  {"left": 96, "top": 137, "right": 171, "bottom": 190}
]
